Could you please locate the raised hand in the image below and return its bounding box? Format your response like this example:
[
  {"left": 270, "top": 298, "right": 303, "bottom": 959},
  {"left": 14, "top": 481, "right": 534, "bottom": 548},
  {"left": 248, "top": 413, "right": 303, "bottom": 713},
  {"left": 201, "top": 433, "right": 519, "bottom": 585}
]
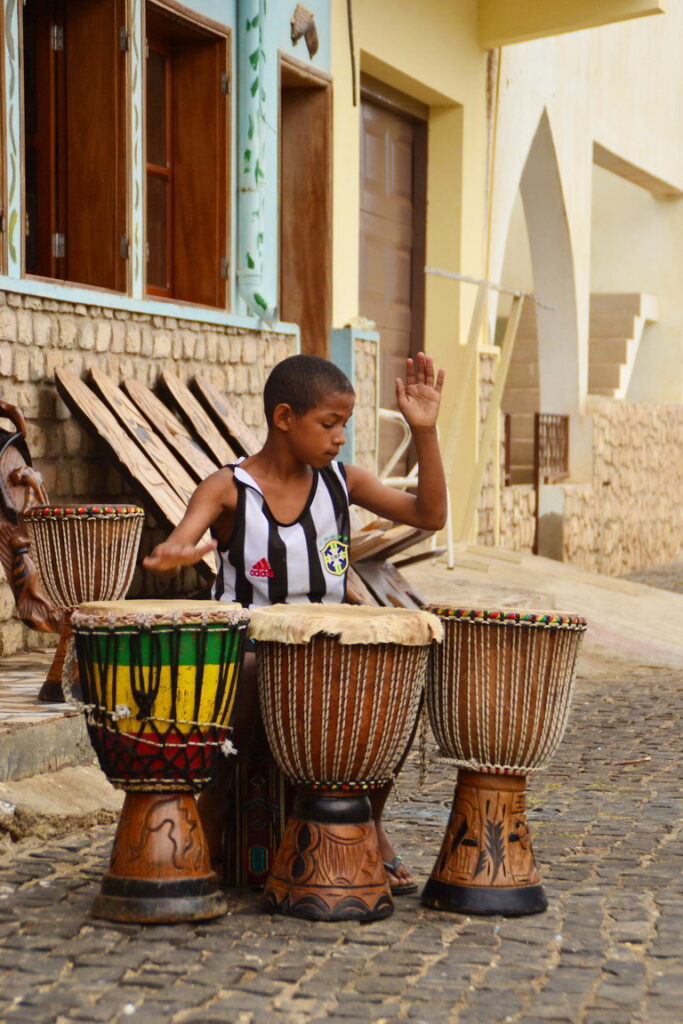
[
  {"left": 142, "top": 538, "right": 217, "bottom": 573},
  {"left": 395, "top": 352, "right": 445, "bottom": 431}
]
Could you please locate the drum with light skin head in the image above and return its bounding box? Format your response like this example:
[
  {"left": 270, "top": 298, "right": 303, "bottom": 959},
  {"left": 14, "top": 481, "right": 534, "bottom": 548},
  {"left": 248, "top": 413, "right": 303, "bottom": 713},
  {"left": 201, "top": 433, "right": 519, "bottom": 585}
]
[
  {"left": 72, "top": 599, "right": 249, "bottom": 924},
  {"left": 24, "top": 504, "right": 145, "bottom": 702},
  {"left": 250, "top": 603, "right": 442, "bottom": 922},
  {"left": 422, "top": 607, "right": 587, "bottom": 916}
]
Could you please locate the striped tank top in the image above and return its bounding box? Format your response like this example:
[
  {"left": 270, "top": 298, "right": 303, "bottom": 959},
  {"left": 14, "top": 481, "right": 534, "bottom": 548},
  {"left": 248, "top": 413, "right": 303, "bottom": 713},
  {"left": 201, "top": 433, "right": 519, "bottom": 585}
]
[{"left": 212, "top": 461, "right": 350, "bottom": 607}]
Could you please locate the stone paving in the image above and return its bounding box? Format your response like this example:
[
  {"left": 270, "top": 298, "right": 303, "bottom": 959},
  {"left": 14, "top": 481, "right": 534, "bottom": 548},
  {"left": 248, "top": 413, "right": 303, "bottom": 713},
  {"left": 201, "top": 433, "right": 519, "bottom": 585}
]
[{"left": 1, "top": 659, "right": 682, "bottom": 1024}]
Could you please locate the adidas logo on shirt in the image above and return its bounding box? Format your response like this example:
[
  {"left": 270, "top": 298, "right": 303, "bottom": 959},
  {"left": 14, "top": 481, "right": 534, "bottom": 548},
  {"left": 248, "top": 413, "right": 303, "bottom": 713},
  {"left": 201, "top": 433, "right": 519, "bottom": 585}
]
[{"left": 249, "top": 557, "right": 275, "bottom": 578}]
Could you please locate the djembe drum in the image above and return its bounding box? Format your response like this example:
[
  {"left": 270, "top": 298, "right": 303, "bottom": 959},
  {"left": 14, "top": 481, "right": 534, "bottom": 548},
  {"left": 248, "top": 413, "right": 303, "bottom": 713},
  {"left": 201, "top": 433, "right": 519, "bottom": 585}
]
[
  {"left": 24, "top": 504, "right": 145, "bottom": 702},
  {"left": 423, "top": 607, "right": 587, "bottom": 916},
  {"left": 72, "top": 599, "right": 249, "bottom": 924},
  {"left": 250, "top": 603, "right": 442, "bottom": 922}
]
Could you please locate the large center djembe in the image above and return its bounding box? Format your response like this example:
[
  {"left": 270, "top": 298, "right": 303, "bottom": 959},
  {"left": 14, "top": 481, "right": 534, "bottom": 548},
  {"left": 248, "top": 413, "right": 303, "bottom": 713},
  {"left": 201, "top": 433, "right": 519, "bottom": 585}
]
[
  {"left": 250, "top": 603, "right": 442, "bottom": 923},
  {"left": 72, "top": 599, "right": 249, "bottom": 924},
  {"left": 24, "top": 505, "right": 145, "bottom": 702},
  {"left": 422, "top": 607, "right": 587, "bottom": 917}
]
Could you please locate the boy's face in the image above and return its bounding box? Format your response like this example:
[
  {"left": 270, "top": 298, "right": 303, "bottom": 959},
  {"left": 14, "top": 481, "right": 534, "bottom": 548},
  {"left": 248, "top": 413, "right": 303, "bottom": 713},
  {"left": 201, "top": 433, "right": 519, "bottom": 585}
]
[{"left": 285, "top": 390, "right": 355, "bottom": 467}]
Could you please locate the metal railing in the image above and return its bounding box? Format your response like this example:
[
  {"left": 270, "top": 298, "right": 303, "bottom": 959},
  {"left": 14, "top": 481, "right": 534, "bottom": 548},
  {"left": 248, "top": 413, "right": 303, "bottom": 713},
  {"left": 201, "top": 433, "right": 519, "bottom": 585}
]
[{"left": 534, "top": 413, "right": 569, "bottom": 485}]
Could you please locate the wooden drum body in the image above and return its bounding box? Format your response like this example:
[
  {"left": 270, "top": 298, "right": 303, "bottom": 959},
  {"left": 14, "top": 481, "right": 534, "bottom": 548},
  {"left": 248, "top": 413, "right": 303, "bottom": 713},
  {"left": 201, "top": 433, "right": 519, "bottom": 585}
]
[
  {"left": 251, "top": 604, "right": 442, "bottom": 922},
  {"left": 24, "top": 504, "right": 145, "bottom": 702},
  {"left": 423, "top": 607, "right": 587, "bottom": 917},
  {"left": 72, "top": 599, "right": 248, "bottom": 924}
]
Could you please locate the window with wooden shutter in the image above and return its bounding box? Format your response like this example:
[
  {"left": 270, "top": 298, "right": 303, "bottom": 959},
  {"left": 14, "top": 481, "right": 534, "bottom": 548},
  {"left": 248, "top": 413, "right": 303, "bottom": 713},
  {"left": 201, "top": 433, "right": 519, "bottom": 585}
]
[
  {"left": 145, "top": 4, "right": 229, "bottom": 309},
  {"left": 22, "top": 0, "right": 127, "bottom": 290}
]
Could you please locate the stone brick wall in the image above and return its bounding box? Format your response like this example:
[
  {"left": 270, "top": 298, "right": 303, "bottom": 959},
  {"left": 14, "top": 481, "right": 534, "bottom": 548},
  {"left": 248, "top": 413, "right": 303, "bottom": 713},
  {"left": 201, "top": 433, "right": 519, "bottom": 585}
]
[
  {"left": 476, "top": 349, "right": 499, "bottom": 546},
  {"left": 0, "top": 290, "right": 296, "bottom": 654},
  {"left": 499, "top": 484, "right": 536, "bottom": 551},
  {"left": 352, "top": 335, "right": 379, "bottom": 473},
  {"left": 498, "top": 397, "right": 683, "bottom": 574},
  {"left": 560, "top": 397, "right": 683, "bottom": 574}
]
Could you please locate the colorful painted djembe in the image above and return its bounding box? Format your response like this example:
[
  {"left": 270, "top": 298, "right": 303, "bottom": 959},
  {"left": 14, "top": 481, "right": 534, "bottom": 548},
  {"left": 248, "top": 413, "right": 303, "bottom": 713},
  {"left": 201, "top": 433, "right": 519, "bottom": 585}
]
[
  {"left": 24, "top": 505, "right": 145, "bottom": 702},
  {"left": 250, "top": 603, "right": 442, "bottom": 922},
  {"left": 72, "top": 599, "right": 249, "bottom": 924},
  {"left": 422, "top": 607, "right": 587, "bottom": 917}
]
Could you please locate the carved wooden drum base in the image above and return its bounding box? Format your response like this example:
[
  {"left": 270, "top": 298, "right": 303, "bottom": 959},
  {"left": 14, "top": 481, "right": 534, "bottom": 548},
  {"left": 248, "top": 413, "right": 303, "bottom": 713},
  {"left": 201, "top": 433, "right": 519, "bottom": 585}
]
[
  {"left": 422, "top": 770, "right": 548, "bottom": 917},
  {"left": 92, "top": 792, "right": 227, "bottom": 924},
  {"left": 261, "top": 791, "right": 394, "bottom": 922}
]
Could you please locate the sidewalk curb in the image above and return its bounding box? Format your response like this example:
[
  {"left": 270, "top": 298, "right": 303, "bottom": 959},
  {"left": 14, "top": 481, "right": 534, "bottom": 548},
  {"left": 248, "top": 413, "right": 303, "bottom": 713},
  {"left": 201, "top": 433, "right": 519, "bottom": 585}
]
[{"left": 0, "top": 712, "right": 93, "bottom": 782}]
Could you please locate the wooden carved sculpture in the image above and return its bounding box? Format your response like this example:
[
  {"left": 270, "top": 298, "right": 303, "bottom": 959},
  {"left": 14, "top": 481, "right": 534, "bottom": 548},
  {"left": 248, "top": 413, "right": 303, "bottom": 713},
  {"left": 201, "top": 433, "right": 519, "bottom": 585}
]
[
  {"left": 290, "top": 3, "right": 319, "bottom": 58},
  {"left": 0, "top": 401, "right": 61, "bottom": 640}
]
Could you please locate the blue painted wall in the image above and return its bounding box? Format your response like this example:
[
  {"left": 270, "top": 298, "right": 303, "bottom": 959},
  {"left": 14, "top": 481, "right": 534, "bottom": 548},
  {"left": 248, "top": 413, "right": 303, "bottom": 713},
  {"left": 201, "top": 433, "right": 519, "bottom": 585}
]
[{"left": 234, "top": 0, "right": 331, "bottom": 321}]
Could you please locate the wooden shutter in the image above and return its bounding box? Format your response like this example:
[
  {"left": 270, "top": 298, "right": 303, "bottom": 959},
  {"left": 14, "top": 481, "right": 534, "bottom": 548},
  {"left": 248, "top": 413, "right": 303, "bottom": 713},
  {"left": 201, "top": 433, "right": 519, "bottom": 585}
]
[
  {"left": 172, "top": 32, "right": 228, "bottom": 308},
  {"left": 64, "top": 0, "right": 127, "bottom": 291}
]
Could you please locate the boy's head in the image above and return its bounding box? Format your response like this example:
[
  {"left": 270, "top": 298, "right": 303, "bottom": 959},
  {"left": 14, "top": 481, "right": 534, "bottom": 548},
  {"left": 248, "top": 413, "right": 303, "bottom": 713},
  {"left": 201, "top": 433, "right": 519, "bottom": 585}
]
[{"left": 263, "top": 354, "right": 355, "bottom": 427}]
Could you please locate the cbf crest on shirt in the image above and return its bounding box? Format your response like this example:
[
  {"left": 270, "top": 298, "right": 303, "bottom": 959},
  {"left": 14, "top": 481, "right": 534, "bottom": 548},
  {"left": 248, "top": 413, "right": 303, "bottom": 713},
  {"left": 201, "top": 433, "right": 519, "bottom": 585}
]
[{"left": 212, "top": 461, "right": 350, "bottom": 608}]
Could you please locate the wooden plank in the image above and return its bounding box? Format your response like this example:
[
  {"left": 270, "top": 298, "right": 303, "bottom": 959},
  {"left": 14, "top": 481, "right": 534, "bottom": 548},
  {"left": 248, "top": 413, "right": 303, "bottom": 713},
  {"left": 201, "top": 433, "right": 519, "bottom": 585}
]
[
  {"left": 351, "top": 523, "right": 432, "bottom": 563},
  {"left": 54, "top": 368, "right": 215, "bottom": 579},
  {"left": 393, "top": 546, "right": 447, "bottom": 568},
  {"left": 352, "top": 560, "right": 425, "bottom": 609},
  {"left": 349, "top": 529, "right": 386, "bottom": 562},
  {"left": 89, "top": 367, "right": 198, "bottom": 505},
  {"left": 122, "top": 377, "right": 220, "bottom": 482},
  {"left": 192, "top": 374, "right": 262, "bottom": 457},
  {"left": 346, "top": 565, "right": 380, "bottom": 606},
  {"left": 159, "top": 370, "right": 238, "bottom": 467}
]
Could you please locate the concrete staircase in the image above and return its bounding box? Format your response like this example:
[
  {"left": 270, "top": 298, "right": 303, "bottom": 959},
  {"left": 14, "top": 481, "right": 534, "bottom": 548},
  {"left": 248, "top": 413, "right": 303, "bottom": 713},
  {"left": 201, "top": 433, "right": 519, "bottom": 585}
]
[
  {"left": 501, "top": 292, "right": 658, "bottom": 483},
  {"left": 588, "top": 293, "right": 658, "bottom": 398}
]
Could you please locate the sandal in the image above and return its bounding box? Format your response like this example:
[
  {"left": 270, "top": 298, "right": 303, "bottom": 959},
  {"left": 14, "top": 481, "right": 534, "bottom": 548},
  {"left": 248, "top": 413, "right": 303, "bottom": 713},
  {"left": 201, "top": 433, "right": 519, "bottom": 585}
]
[{"left": 383, "top": 855, "right": 418, "bottom": 896}]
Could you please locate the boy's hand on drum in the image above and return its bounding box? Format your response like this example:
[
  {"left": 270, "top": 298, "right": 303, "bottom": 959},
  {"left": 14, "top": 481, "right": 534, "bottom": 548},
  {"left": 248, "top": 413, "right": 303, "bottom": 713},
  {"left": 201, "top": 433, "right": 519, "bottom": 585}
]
[
  {"left": 142, "top": 538, "right": 217, "bottom": 573},
  {"left": 396, "top": 352, "right": 445, "bottom": 431}
]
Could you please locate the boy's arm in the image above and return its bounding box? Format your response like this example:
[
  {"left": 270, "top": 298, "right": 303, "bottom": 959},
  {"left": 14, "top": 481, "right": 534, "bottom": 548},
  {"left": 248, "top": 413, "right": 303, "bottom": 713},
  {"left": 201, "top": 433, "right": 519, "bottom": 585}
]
[
  {"left": 142, "top": 468, "right": 236, "bottom": 573},
  {"left": 346, "top": 352, "right": 447, "bottom": 531}
]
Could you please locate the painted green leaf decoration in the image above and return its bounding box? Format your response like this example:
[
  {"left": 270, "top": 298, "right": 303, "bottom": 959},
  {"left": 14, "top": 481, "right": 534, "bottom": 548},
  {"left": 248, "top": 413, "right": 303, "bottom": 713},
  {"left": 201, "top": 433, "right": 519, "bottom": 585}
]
[
  {"left": 254, "top": 292, "right": 268, "bottom": 311},
  {"left": 248, "top": 114, "right": 255, "bottom": 140},
  {"left": 246, "top": 252, "right": 255, "bottom": 269},
  {"left": 8, "top": 210, "right": 18, "bottom": 265},
  {"left": 249, "top": 49, "right": 259, "bottom": 71},
  {"left": 250, "top": 76, "right": 259, "bottom": 97}
]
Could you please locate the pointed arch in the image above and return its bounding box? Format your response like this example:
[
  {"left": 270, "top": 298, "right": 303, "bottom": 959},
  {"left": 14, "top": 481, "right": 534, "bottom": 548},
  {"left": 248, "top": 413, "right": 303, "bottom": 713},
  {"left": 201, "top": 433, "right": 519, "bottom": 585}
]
[{"left": 520, "top": 110, "right": 583, "bottom": 419}]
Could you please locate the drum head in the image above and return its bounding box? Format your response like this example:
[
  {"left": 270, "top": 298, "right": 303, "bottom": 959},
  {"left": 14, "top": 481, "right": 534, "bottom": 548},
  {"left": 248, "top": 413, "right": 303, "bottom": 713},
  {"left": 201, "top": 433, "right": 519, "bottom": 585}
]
[
  {"left": 424, "top": 605, "right": 587, "bottom": 631},
  {"left": 73, "top": 598, "right": 249, "bottom": 627},
  {"left": 249, "top": 602, "right": 442, "bottom": 645},
  {"left": 24, "top": 504, "right": 145, "bottom": 521}
]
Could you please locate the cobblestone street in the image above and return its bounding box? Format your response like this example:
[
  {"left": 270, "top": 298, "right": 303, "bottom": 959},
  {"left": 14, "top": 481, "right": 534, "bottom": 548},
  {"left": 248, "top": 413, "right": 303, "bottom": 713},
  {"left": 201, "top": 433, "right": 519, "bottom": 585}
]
[{"left": 1, "top": 656, "right": 682, "bottom": 1024}]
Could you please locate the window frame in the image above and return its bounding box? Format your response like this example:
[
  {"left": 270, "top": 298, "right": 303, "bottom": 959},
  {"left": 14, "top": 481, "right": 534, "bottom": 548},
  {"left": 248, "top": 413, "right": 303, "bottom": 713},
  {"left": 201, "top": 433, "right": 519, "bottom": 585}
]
[{"left": 144, "top": 1, "right": 231, "bottom": 310}]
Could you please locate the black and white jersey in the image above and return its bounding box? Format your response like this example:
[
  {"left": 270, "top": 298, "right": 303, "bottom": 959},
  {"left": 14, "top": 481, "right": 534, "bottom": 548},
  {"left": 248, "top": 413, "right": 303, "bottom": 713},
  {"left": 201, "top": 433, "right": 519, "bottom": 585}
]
[{"left": 212, "top": 461, "right": 351, "bottom": 607}]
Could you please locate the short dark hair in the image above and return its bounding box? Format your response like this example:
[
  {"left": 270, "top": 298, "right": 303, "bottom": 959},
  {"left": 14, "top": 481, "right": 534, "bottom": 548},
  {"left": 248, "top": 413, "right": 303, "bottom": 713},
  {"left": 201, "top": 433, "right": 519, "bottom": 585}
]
[{"left": 263, "top": 354, "right": 355, "bottom": 426}]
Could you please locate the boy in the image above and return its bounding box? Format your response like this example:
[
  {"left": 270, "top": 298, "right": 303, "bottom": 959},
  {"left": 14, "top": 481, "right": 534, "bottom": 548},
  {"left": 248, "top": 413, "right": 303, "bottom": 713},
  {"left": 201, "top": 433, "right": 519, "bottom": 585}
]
[{"left": 144, "top": 351, "right": 447, "bottom": 893}]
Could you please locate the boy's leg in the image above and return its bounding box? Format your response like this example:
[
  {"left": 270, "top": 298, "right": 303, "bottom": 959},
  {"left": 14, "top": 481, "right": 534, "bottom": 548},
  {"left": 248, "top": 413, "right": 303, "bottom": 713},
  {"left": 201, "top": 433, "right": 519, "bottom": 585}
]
[
  {"left": 197, "top": 653, "right": 259, "bottom": 863},
  {"left": 370, "top": 782, "right": 417, "bottom": 894}
]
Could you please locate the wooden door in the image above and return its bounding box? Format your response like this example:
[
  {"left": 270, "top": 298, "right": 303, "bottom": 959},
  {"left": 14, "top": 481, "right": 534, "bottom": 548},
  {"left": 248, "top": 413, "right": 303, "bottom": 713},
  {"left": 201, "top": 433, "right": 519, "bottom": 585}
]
[
  {"left": 359, "top": 79, "right": 427, "bottom": 470},
  {"left": 280, "top": 56, "right": 332, "bottom": 357}
]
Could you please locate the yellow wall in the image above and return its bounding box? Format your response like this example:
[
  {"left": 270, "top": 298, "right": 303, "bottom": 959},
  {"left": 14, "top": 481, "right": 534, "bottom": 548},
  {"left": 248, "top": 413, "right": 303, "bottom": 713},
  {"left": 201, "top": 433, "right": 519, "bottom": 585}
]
[
  {"left": 479, "top": 0, "right": 665, "bottom": 48},
  {"left": 331, "top": 0, "right": 488, "bottom": 536}
]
